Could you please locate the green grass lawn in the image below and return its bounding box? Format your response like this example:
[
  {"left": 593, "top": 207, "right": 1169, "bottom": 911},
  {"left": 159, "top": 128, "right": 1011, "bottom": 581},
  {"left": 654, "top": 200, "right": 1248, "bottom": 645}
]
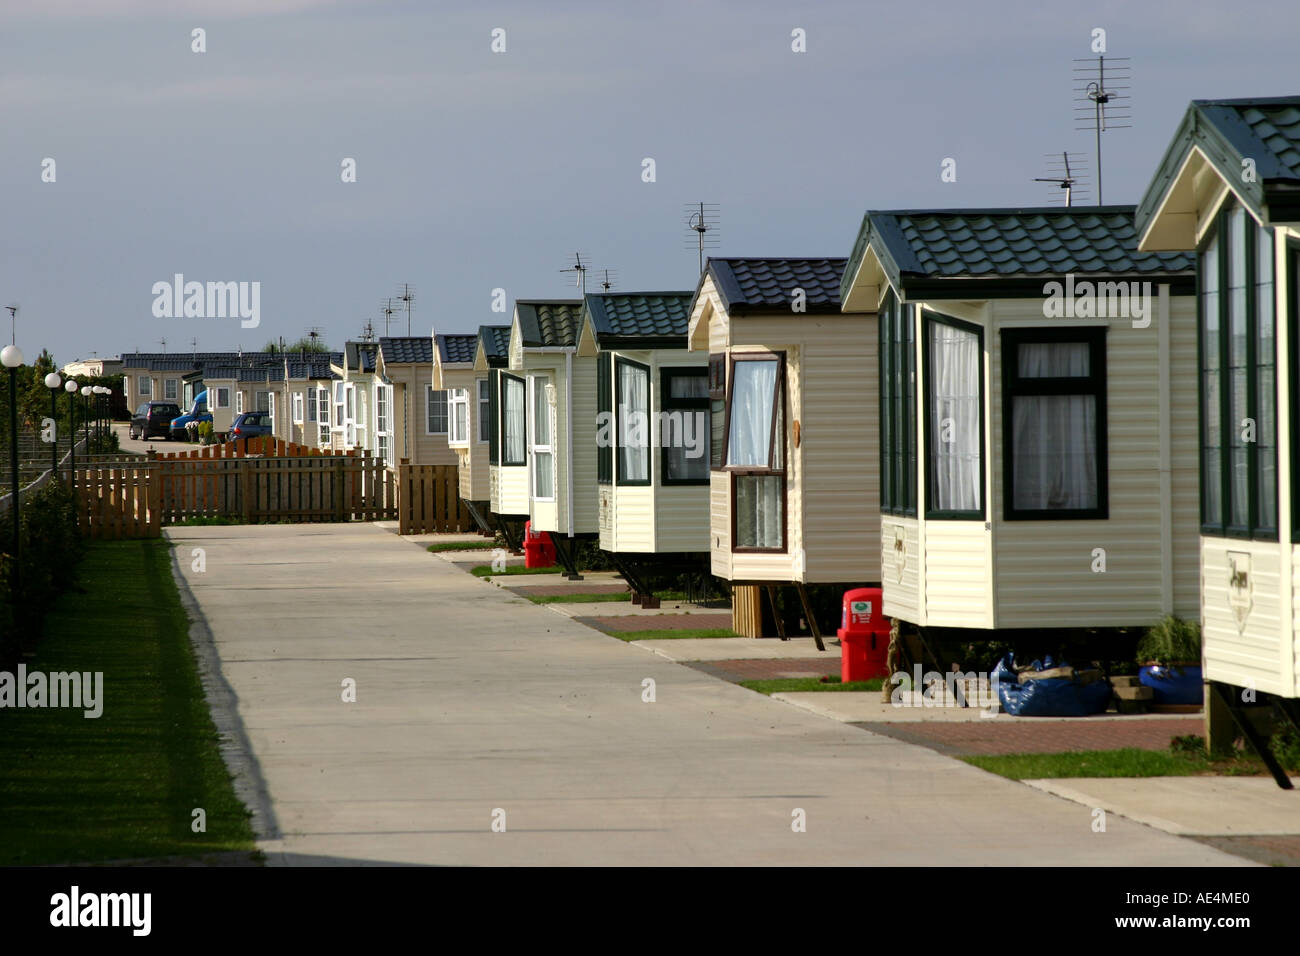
[
  {"left": 471, "top": 564, "right": 562, "bottom": 578},
  {"left": 427, "top": 540, "right": 498, "bottom": 553},
  {"left": 962, "top": 746, "right": 1276, "bottom": 780},
  {"left": 609, "top": 628, "right": 739, "bottom": 641},
  {"left": 0, "top": 539, "right": 257, "bottom": 865},
  {"left": 739, "top": 675, "right": 883, "bottom": 695},
  {"left": 527, "top": 592, "right": 631, "bottom": 604}
]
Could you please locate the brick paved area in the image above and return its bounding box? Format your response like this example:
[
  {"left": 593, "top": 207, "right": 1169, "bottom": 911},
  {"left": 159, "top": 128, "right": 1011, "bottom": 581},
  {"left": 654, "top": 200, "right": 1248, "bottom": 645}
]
[
  {"left": 576, "top": 613, "right": 735, "bottom": 633},
  {"left": 849, "top": 717, "right": 1203, "bottom": 757},
  {"left": 1192, "top": 834, "right": 1300, "bottom": 866},
  {"left": 686, "top": 659, "right": 838, "bottom": 681}
]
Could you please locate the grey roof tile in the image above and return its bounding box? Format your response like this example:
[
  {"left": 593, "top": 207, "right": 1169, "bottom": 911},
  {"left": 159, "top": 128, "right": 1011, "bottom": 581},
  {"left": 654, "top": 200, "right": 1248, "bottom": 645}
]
[
  {"left": 432, "top": 333, "right": 476, "bottom": 365},
  {"left": 478, "top": 325, "right": 510, "bottom": 367},
  {"left": 584, "top": 292, "right": 693, "bottom": 343},
  {"left": 381, "top": 336, "right": 435, "bottom": 365},
  {"left": 516, "top": 300, "right": 583, "bottom": 348},
  {"left": 707, "top": 258, "right": 846, "bottom": 313}
]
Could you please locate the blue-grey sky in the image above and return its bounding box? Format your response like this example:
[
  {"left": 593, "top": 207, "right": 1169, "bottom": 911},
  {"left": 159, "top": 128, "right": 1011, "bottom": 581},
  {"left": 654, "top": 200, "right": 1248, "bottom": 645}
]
[{"left": 2, "top": 0, "right": 1297, "bottom": 364}]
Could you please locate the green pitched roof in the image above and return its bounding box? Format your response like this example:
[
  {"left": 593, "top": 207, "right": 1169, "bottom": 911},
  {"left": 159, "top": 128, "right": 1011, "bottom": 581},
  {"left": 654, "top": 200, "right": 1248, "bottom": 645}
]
[
  {"left": 1136, "top": 95, "right": 1300, "bottom": 235},
  {"left": 584, "top": 292, "right": 693, "bottom": 346},
  {"left": 477, "top": 325, "right": 510, "bottom": 367},
  {"left": 842, "top": 206, "right": 1195, "bottom": 302},
  {"left": 516, "top": 300, "right": 584, "bottom": 348}
]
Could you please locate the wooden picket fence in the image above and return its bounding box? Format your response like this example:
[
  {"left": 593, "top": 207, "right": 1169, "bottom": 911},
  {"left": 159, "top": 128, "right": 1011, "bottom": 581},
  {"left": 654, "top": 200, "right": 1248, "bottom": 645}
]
[
  {"left": 151, "top": 436, "right": 329, "bottom": 460},
  {"left": 395, "top": 461, "right": 471, "bottom": 534},
  {"left": 71, "top": 446, "right": 398, "bottom": 538}
]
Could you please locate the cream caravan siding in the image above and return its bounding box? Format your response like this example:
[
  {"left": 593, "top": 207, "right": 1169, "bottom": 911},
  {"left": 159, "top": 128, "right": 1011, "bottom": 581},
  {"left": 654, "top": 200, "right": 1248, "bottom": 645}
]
[
  {"left": 881, "top": 518, "right": 921, "bottom": 620},
  {"left": 1203, "top": 539, "right": 1287, "bottom": 696},
  {"left": 987, "top": 290, "right": 1199, "bottom": 627},
  {"left": 1293, "top": 547, "right": 1300, "bottom": 698},
  {"left": 495, "top": 464, "right": 528, "bottom": 515},
  {"left": 656, "top": 486, "right": 708, "bottom": 552},
  {"left": 610, "top": 486, "right": 654, "bottom": 551},
  {"left": 709, "top": 474, "right": 732, "bottom": 579},
  {"left": 524, "top": 354, "right": 598, "bottom": 535},
  {"left": 799, "top": 318, "right": 880, "bottom": 583},
  {"left": 923, "top": 522, "right": 993, "bottom": 627}
]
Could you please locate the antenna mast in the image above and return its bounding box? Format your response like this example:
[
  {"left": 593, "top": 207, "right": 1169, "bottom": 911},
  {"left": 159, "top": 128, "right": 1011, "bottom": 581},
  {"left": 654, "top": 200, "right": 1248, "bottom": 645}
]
[
  {"left": 397, "top": 283, "right": 415, "bottom": 336},
  {"left": 559, "top": 253, "right": 588, "bottom": 295},
  {"left": 1073, "top": 55, "right": 1131, "bottom": 205},
  {"left": 684, "top": 202, "right": 720, "bottom": 275},
  {"left": 1033, "top": 151, "right": 1089, "bottom": 207}
]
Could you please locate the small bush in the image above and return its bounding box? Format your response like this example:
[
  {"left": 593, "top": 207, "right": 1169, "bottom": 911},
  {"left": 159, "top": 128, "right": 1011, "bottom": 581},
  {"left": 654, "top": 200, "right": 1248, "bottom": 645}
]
[
  {"left": 0, "top": 480, "right": 83, "bottom": 664},
  {"left": 1271, "top": 725, "right": 1300, "bottom": 772},
  {"left": 1136, "top": 614, "right": 1201, "bottom": 666}
]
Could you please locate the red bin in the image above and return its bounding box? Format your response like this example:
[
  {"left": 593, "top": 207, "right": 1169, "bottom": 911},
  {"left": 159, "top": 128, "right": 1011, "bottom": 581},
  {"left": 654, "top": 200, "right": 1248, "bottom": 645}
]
[
  {"left": 837, "top": 587, "right": 890, "bottom": 682},
  {"left": 523, "top": 520, "right": 556, "bottom": 569}
]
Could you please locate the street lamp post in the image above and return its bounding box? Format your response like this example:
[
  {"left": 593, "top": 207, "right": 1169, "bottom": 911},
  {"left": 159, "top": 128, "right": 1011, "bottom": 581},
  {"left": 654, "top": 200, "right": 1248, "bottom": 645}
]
[
  {"left": 44, "top": 372, "right": 61, "bottom": 477},
  {"left": 80, "top": 386, "right": 92, "bottom": 459},
  {"left": 65, "top": 380, "right": 78, "bottom": 477},
  {"left": 2, "top": 344, "right": 26, "bottom": 564}
]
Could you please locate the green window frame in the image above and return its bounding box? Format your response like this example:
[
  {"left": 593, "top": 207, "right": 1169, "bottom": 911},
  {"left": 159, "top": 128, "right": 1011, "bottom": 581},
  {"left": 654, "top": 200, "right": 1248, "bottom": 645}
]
[
  {"left": 597, "top": 353, "right": 613, "bottom": 484},
  {"left": 615, "top": 357, "right": 651, "bottom": 486},
  {"left": 660, "top": 366, "right": 709, "bottom": 486},
  {"left": 488, "top": 368, "right": 500, "bottom": 465},
  {"left": 1198, "top": 199, "right": 1277, "bottom": 540},
  {"left": 879, "top": 290, "right": 917, "bottom": 516}
]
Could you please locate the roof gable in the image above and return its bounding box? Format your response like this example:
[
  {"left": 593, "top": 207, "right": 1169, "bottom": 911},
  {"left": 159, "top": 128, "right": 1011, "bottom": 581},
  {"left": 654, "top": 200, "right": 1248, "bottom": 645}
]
[{"left": 515, "top": 299, "right": 583, "bottom": 348}]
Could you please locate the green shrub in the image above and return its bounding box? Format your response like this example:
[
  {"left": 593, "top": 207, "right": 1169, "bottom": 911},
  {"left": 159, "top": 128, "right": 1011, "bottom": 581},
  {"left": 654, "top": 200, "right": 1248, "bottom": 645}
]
[
  {"left": 0, "top": 480, "right": 83, "bottom": 665},
  {"left": 1136, "top": 614, "right": 1201, "bottom": 666},
  {"left": 1271, "top": 725, "right": 1300, "bottom": 772}
]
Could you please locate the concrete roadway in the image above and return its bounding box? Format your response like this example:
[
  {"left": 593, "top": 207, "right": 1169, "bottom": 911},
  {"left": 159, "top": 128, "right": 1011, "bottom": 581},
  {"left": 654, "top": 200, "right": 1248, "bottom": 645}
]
[{"left": 166, "top": 523, "right": 1248, "bottom": 866}]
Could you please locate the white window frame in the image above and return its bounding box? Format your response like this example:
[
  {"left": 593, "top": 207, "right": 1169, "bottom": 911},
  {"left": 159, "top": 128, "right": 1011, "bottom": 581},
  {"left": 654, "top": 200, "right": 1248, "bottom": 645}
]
[
  {"left": 344, "top": 384, "right": 356, "bottom": 447},
  {"left": 426, "top": 386, "right": 448, "bottom": 435},
  {"left": 477, "top": 378, "right": 490, "bottom": 443},
  {"left": 235, "top": 390, "right": 244, "bottom": 415},
  {"left": 164, "top": 378, "right": 178, "bottom": 400},
  {"left": 138, "top": 375, "right": 152, "bottom": 398},
  {"left": 292, "top": 391, "right": 304, "bottom": 423},
  {"left": 334, "top": 381, "right": 345, "bottom": 431},
  {"left": 529, "top": 375, "right": 555, "bottom": 501},
  {"left": 376, "top": 384, "right": 393, "bottom": 466},
  {"left": 307, "top": 389, "right": 317, "bottom": 423},
  {"left": 214, "top": 387, "right": 231, "bottom": 409},
  {"left": 317, "top": 387, "right": 331, "bottom": 444},
  {"left": 267, "top": 392, "right": 276, "bottom": 432},
  {"left": 448, "top": 388, "right": 471, "bottom": 446}
]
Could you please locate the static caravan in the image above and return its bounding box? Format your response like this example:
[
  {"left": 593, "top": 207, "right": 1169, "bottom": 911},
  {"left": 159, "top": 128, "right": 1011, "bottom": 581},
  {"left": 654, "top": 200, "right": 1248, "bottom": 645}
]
[
  {"left": 281, "top": 356, "right": 336, "bottom": 448},
  {"left": 328, "top": 341, "right": 379, "bottom": 454},
  {"left": 686, "top": 258, "right": 878, "bottom": 634},
  {"left": 585, "top": 292, "right": 707, "bottom": 596},
  {"left": 487, "top": 305, "right": 584, "bottom": 549},
  {"left": 376, "top": 337, "right": 457, "bottom": 469},
  {"left": 463, "top": 325, "right": 511, "bottom": 533},
  {"left": 504, "top": 299, "right": 593, "bottom": 576},
  {"left": 433, "top": 331, "right": 493, "bottom": 532},
  {"left": 840, "top": 206, "right": 1198, "bottom": 644},
  {"left": 1136, "top": 97, "right": 1300, "bottom": 745}
]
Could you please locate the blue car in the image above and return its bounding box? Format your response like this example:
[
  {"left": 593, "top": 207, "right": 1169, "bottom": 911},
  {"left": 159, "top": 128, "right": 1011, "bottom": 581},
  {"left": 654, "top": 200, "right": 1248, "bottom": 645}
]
[
  {"left": 169, "top": 389, "right": 212, "bottom": 440},
  {"left": 230, "top": 411, "right": 274, "bottom": 440}
]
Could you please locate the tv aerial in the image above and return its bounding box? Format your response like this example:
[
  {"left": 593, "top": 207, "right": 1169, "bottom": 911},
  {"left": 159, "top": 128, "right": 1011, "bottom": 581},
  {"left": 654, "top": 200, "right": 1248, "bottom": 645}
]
[
  {"left": 1033, "top": 151, "right": 1090, "bottom": 206},
  {"left": 684, "top": 202, "right": 720, "bottom": 275},
  {"left": 397, "top": 283, "right": 415, "bottom": 336},
  {"left": 559, "top": 252, "right": 589, "bottom": 295},
  {"left": 380, "top": 298, "right": 400, "bottom": 337},
  {"left": 1073, "top": 55, "right": 1132, "bottom": 204}
]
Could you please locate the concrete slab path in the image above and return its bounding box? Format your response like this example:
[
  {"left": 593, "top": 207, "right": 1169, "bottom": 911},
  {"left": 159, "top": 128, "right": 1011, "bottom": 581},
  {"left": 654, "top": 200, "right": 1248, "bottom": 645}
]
[{"left": 167, "top": 523, "right": 1248, "bottom": 866}]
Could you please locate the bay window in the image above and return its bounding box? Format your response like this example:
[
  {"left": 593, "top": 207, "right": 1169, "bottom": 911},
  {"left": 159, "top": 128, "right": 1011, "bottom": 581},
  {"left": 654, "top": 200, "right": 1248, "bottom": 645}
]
[
  {"left": 708, "top": 354, "right": 726, "bottom": 469},
  {"left": 529, "top": 376, "right": 553, "bottom": 498},
  {"left": 1002, "top": 328, "right": 1107, "bottom": 519},
  {"left": 924, "top": 312, "right": 983, "bottom": 518},
  {"left": 317, "top": 387, "right": 330, "bottom": 444},
  {"left": 1200, "top": 199, "right": 1276, "bottom": 539},
  {"left": 726, "top": 352, "right": 785, "bottom": 551},
  {"left": 502, "top": 373, "right": 526, "bottom": 466},
  {"left": 662, "top": 367, "right": 708, "bottom": 484},
  {"left": 617, "top": 358, "right": 650, "bottom": 484}
]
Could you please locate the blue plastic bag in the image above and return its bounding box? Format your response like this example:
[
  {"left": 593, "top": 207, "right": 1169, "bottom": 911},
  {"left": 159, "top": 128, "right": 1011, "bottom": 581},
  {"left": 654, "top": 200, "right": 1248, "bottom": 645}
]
[{"left": 995, "top": 653, "right": 1112, "bottom": 717}]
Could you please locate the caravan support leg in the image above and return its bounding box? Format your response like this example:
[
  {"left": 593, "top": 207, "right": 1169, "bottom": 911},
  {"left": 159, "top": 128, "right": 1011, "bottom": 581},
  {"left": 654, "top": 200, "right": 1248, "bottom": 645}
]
[
  {"left": 1211, "top": 682, "right": 1293, "bottom": 790},
  {"left": 552, "top": 535, "right": 584, "bottom": 581},
  {"left": 794, "top": 582, "right": 825, "bottom": 652}
]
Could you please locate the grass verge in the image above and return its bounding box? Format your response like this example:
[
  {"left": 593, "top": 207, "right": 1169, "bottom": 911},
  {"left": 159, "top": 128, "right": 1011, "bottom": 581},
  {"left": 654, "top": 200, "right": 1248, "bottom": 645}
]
[
  {"left": 428, "top": 540, "right": 498, "bottom": 553},
  {"left": 528, "top": 592, "right": 631, "bottom": 604},
  {"left": 962, "top": 742, "right": 1278, "bottom": 780},
  {"left": 0, "top": 539, "right": 257, "bottom": 865},
  {"left": 739, "top": 675, "right": 883, "bottom": 695},
  {"left": 609, "top": 628, "right": 740, "bottom": 641}
]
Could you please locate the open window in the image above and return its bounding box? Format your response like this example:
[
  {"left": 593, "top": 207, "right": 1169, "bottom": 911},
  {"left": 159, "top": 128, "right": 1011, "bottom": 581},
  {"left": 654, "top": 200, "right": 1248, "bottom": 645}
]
[
  {"left": 501, "top": 373, "right": 527, "bottom": 466},
  {"left": 725, "top": 352, "right": 786, "bottom": 551},
  {"left": 1002, "top": 327, "right": 1107, "bottom": 519},
  {"left": 529, "top": 375, "right": 554, "bottom": 499},
  {"left": 661, "top": 367, "right": 708, "bottom": 484},
  {"left": 616, "top": 358, "right": 650, "bottom": 485},
  {"left": 923, "top": 312, "right": 983, "bottom": 519}
]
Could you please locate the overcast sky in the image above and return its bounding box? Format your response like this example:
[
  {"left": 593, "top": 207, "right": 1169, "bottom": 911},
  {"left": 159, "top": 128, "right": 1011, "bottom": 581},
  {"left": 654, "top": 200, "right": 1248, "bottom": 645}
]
[{"left": 2, "top": 0, "right": 1297, "bottom": 364}]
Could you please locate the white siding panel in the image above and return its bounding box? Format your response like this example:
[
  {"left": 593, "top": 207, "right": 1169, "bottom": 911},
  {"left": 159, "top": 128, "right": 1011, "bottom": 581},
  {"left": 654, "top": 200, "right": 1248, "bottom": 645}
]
[
  {"left": 923, "top": 521, "right": 993, "bottom": 627},
  {"left": 881, "top": 517, "right": 921, "bottom": 621},
  {"left": 1204, "top": 538, "right": 1287, "bottom": 696}
]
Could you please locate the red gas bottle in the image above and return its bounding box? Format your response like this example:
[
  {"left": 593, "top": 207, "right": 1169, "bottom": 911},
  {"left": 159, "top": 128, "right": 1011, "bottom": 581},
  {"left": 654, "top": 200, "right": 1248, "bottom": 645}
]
[{"left": 837, "top": 587, "right": 890, "bottom": 682}]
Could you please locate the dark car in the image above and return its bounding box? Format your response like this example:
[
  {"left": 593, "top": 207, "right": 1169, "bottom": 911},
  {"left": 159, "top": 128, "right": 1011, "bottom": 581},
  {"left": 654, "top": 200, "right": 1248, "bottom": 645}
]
[
  {"left": 229, "top": 411, "right": 274, "bottom": 440},
  {"left": 129, "top": 401, "right": 182, "bottom": 440}
]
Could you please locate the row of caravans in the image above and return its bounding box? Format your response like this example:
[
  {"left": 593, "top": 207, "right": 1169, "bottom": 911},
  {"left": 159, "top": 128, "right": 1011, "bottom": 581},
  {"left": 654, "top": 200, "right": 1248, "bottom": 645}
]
[{"left": 443, "top": 95, "right": 1298, "bottom": 741}]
